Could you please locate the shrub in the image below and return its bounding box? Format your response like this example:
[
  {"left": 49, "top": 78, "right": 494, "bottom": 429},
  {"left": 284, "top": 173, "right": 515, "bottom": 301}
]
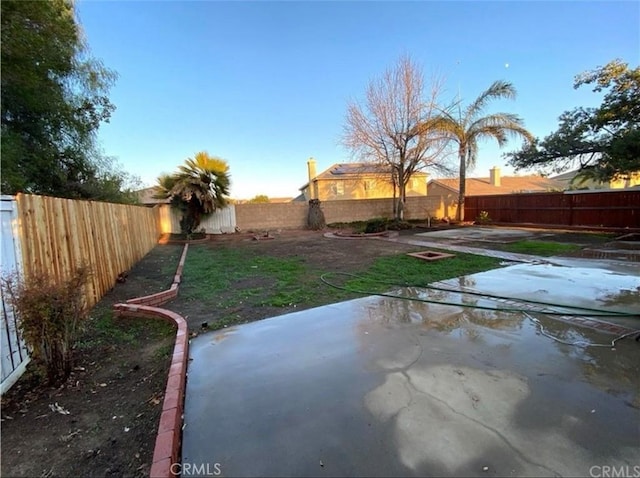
[
  {"left": 2, "top": 267, "right": 91, "bottom": 384},
  {"left": 476, "top": 210, "right": 491, "bottom": 224},
  {"left": 364, "top": 218, "right": 389, "bottom": 233},
  {"left": 386, "top": 219, "right": 414, "bottom": 231}
]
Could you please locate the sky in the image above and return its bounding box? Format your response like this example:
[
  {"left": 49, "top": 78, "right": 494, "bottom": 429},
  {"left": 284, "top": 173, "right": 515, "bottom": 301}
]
[{"left": 76, "top": 1, "right": 639, "bottom": 200}]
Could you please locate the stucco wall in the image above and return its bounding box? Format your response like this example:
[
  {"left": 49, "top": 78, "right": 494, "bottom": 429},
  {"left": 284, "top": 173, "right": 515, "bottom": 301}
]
[
  {"left": 235, "top": 196, "right": 447, "bottom": 231},
  {"left": 425, "top": 183, "right": 459, "bottom": 219}
]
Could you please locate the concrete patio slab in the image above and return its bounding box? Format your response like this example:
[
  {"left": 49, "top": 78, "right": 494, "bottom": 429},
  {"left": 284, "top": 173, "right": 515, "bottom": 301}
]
[
  {"left": 414, "top": 227, "right": 548, "bottom": 243},
  {"left": 182, "top": 262, "right": 640, "bottom": 478}
]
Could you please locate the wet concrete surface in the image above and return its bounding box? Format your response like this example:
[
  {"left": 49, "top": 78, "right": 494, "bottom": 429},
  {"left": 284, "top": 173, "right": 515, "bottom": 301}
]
[
  {"left": 415, "top": 227, "right": 548, "bottom": 243},
  {"left": 182, "top": 262, "right": 640, "bottom": 477}
]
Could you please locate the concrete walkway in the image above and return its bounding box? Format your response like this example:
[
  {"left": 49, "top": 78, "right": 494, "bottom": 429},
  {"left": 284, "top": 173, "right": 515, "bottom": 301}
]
[{"left": 381, "top": 235, "right": 546, "bottom": 263}]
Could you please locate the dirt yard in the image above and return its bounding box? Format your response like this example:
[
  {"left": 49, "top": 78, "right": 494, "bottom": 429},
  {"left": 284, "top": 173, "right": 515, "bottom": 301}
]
[
  {"left": 1, "top": 226, "right": 627, "bottom": 477},
  {"left": 0, "top": 233, "right": 422, "bottom": 478},
  {"left": 1, "top": 245, "right": 183, "bottom": 478}
]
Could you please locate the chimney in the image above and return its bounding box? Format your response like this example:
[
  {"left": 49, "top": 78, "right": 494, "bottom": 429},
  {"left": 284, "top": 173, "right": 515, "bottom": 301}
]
[
  {"left": 307, "top": 158, "right": 317, "bottom": 200},
  {"left": 490, "top": 166, "right": 501, "bottom": 187},
  {"left": 307, "top": 158, "right": 317, "bottom": 182}
]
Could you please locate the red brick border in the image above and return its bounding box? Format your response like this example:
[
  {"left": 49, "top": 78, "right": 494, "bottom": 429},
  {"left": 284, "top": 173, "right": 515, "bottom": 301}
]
[
  {"left": 126, "top": 245, "right": 189, "bottom": 308},
  {"left": 158, "top": 233, "right": 210, "bottom": 245},
  {"left": 113, "top": 244, "right": 190, "bottom": 478}
]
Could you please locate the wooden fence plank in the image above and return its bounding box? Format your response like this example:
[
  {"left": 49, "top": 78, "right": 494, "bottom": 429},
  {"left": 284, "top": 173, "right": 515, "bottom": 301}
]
[
  {"left": 14, "top": 194, "right": 161, "bottom": 309},
  {"left": 465, "top": 190, "right": 640, "bottom": 228}
]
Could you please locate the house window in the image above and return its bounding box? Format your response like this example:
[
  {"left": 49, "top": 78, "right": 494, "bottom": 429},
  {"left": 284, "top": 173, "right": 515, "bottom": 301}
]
[
  {"left": 364, "top": 180, "right": 374, "bottom": 192},
  {"left": 332, "top": 183, "right": 344, "bottom": 196}
]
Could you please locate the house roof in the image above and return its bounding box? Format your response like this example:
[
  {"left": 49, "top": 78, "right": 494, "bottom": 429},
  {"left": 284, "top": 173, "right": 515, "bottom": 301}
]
[
  {"left": 550, "top": 170, "right": 580, "bottom": 182},
  {"left": 300, "top": 162, "right": 428, "bottom": 190},
  {"left": 429, "top": 175, "right": 564, "bottom": 196},
  {"left": 136, "top": 187, "right": 170, "bottom": 205}
]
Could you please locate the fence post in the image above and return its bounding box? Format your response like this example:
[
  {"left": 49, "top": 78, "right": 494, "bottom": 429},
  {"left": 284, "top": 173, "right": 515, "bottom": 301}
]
[{"left": 568, "top": 194, "right": 573, "bottom": 226}]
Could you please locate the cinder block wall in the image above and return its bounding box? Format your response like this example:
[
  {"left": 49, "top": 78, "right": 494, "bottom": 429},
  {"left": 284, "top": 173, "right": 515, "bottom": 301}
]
[
  {"left": 235, "top": 196, "right": 448, "bottom": 231},
  {"left": 235, "top": 202, "right": 308, "bottom": 230}
]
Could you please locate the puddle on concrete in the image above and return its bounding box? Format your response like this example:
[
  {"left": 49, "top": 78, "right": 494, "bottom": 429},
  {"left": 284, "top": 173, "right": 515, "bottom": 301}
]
[
  {"left": 358, "top": 289, "right": 640, "bottom": 476},
  {"left": 415, "top": 227, "right": 549, "bottom": 244},
  {"left": 440, "top": 263, "right": 640, "bottom": 317},
  {"left": 185, "top": 260, "right": 640, "bottom": 477}
]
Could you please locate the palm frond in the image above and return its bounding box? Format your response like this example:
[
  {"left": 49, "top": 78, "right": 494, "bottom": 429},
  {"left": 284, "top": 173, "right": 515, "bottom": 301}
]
[
  {"left": 161, "top": 151, "right": 231, "bottom": 233},
  {"left": 154, "top": 174, "right": 177, "bottom": 199},
  {"left": 465, "top": 81, "right": 517, "bottom": 121}
]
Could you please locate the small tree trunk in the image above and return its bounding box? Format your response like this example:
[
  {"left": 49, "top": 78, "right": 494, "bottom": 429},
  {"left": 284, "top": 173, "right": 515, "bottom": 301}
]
[
  {"left": 307, "top": 199, "right": 326, "bottom": 230},
  {"left": 396, "top": 165, "right": 406, "bottom": 221},
  {"left": 457, "top": 149, "right": 466, "bottom": 222},
  {"left": 391, "top": 169, "right": 398, "bottom": 218}
]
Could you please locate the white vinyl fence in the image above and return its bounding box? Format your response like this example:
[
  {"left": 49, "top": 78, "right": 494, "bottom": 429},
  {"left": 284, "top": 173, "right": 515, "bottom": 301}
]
[
  {"left": 158, "top": 204, "right": 236, "bottom": 234},
  {"left": 1, "top": 196, "right": 29, "bottom": 395}
]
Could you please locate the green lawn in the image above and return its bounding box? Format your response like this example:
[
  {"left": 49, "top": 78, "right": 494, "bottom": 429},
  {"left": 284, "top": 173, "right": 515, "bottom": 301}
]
[
  {"left": 501, "top": 240, "right": 582, "bottom": 256},
  {"left": 180, "top": 244, "right": 503, "bottom": 329}
]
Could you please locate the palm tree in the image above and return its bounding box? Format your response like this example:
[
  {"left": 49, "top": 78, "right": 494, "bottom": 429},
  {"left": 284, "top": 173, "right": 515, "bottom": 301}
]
[
  {"left": 156, "top": 151, "right": 231, "bottom": 234},
  {"left": 429, "top": 81, "right": 533, "bottom": 221}
]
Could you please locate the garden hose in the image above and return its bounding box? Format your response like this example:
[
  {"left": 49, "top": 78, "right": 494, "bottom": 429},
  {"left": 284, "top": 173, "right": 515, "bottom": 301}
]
[
  {"left": 523, "top": 313, "right": 640, "bottom": 348},
  {"left": 319, "top": 271, "right": 639, "bottom": 318}
]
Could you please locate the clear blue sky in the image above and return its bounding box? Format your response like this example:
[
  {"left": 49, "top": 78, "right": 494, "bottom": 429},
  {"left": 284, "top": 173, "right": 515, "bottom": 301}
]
[{"left": 76, "top": 1, "right": 639, "bottom": 199}]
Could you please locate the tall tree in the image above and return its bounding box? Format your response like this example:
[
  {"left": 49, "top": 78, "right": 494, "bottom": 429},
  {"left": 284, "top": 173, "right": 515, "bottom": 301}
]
[
  {"left": 425, "top": 81, "right": 533, "bottom": 221},
  {"left": 156, "top": 152, "right": 231, "bottom": 234},
  {"left": 342, "top": 56, "right": 449, "bottom": 220},
  {"left": 1, "top": 0, "right": 120, "bottom": 199},
  {"left": 506, "top": 60, "right": 640, "bottom": 184},
  {"left": 248, "top": 194, "right": 270, "bottom": 204}
]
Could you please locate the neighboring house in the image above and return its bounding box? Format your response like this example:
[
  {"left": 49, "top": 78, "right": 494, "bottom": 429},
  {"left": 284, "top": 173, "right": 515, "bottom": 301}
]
[
  {"left": 551, "top": 169, "right": 640, "bottom": 190},
  {"left": 136, "top": 187, "right": 169, "bottom": 206},
  {"left": 428, "top": 167, "right": 564, "bottom": 198},
  {"left": 299, "top": 158, "right": 428, "bottom": 201}
]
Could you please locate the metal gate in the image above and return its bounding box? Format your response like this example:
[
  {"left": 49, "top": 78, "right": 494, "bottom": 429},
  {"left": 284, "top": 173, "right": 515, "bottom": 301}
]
[{"left": 1, "top": 196, "right": 29, "bottom": 394}]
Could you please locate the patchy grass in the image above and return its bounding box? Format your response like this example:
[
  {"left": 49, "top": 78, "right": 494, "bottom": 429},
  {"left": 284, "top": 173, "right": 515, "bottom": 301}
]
[
  {"left": 77, "top": 308, "right": 174, "bottom": 350},
  {"left": 501, "top": 240, "right": 582, "bottom": 256},
  {"left": 180, "top": 244, "right": 502, "bottom": 330},
  {"left": 342, "top": 252, "right": 502, "bottom": 293},
  {"left": 180, "top": 246, "right": 316, "bottom": 308}
]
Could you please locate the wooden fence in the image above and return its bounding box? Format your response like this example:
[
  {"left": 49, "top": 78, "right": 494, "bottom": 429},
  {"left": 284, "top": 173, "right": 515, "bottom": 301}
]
[
  {"left": 465, "top": 189, "right": 640, "bottom": 228},
  {"left": 15, "top": 194, "right": 161, "bottom": 308}
]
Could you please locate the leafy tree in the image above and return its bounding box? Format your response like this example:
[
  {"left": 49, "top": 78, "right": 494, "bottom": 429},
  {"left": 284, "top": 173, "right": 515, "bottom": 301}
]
[
  {"left": 342, "top": 56, "right": 450, "bottom": 220},
  {"left": 248, "top": 194, "right": 270, "bottom": 203},
  {"left": 1, "top": 0, "right": 126, "bottom": 200},
  {"left": 506, "top": 59, "right": 640, "bottom": 184},
  {"left": 155, "top": 152, "right": 231, "bottom": 234},
  {"left": 425, "top": 81, "right": 533, "bottom": 221}
]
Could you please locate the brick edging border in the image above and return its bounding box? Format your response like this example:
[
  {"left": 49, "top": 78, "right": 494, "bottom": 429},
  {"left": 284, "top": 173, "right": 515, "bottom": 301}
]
[{"left": 113, "top": 243, "right": 190, "bottom": 478}]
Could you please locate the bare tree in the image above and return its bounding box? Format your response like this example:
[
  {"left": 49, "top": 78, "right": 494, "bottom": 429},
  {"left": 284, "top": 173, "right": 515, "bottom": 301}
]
[{"left": 342, "top": 55, "right": 450, "bottom": 220}]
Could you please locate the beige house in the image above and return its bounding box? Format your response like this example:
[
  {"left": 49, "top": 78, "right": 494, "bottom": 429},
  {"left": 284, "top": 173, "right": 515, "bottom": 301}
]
[
  {"left": 551, "top": 170, "right": 640, "bottom": 190},
  {"left": 299, "top": 158, "right": 428, "bottom": 201},
  {"left": 428, "top": 167, "right": 564, "bottom": 197},
  {"left": 136, "top": 186, "right": 169, "bottom": 206}
]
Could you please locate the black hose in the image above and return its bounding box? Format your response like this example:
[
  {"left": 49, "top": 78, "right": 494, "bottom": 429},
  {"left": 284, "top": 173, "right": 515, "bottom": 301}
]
[{"left": 320, "top": 271, "right": 639, "bottom": 318}]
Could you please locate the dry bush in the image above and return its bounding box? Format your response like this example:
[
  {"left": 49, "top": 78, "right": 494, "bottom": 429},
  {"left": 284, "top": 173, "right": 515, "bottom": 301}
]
[{"left": 2, "top": 266, "right": 91, "bottom": 384}]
